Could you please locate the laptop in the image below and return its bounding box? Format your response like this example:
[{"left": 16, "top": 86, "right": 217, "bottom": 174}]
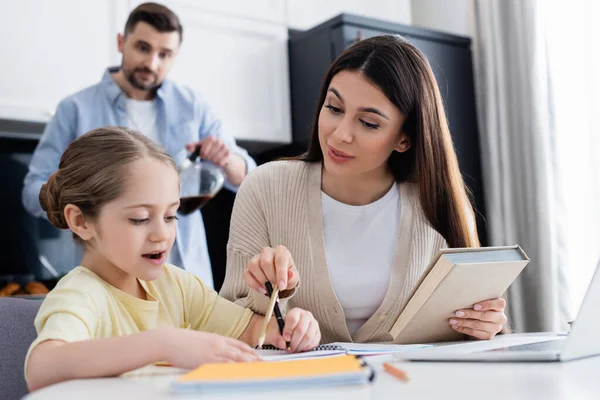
[{"left": 402, "top": 260, "right": 600, "bottom": 362}]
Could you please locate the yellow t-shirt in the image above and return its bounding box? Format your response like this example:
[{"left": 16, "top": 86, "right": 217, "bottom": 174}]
[{"left": 25, "top": 264, "right": 253, "bottom": 374}]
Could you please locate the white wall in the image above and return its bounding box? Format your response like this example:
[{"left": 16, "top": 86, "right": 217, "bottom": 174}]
[
  {"left": 286, "top": 0, "right": 411, "bottom": 30},
  {"left": 0, "top": 0, "right": 412, "bottom": 142},
  {"left": 411, "top": 0, "right": 474, "bottom": 37}
]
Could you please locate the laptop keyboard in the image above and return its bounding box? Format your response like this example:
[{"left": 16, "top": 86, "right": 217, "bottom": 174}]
[{"left": 488, "top": 339, "right": 566, "bottom": 352}]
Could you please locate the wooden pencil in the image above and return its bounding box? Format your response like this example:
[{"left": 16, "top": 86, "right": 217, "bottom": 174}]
[
  {"left": 383, "top": 363, "right": 410, "bottom": 382},
  {"left": 255, "top": 286, "right": 279, "bottom": 349}
]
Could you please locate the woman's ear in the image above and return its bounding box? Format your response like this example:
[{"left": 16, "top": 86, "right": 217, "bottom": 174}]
[
  {"left": 64, "top": 204, "right": 95, "bottom": 241},
  {"left": 394, "top": 132, "right": 411, "bottom": 153}
]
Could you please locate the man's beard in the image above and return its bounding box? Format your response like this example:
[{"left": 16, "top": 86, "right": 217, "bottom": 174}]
[{"left": 123, "top": 65, "right": 160, "bottom": 91}]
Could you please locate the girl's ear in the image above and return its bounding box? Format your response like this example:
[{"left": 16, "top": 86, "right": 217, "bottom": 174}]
[
  {"left": 64, "top": 204, "right": 95, "bottom": 241},
  {"left": 394, "top": 132, "right": 411, "bottom": 153}
]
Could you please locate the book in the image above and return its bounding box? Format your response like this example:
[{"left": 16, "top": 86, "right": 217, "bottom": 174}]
[
  {"left": 389, "top": 245, "right": 530, "bottom": 344},
  {"left": 257, "top": 342, "right": 434, "bottom": 361},
  {"left": 328, "top": 342, "right": 433, "bottom": 355},
  {"left": 172, "top": 355, "right": 374, "bottom": 393}
]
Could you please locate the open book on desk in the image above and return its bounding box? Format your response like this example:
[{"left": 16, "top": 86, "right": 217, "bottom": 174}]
[
  {"left": 329, "top": 342, "right": 433, "bottom": 356},
  {"left": 390, "top": 245, "right": 530, "bottom": 344},
  {"left": 258, "top": 342, "right": 433, "bottom": 361}
]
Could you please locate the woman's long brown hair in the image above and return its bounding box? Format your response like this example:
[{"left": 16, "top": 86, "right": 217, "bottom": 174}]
[{"left": 296, "top": 35, "right": 479, "bottom": 248}]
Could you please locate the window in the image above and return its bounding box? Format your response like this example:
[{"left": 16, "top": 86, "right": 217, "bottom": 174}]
[{"left": 543, "top": 0, "right": 600, "bottom": 316}]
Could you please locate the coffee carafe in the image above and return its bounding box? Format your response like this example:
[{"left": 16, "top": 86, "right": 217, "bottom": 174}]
[{"left": 178, "top": 147, "right": 225, "bottom": 215}]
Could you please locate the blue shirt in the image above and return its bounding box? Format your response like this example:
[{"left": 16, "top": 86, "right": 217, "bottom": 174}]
[{"left": 22, "top": 67, "right": 257, "bottom": 287}]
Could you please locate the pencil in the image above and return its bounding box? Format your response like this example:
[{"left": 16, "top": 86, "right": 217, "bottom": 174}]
[
  {"left": 383, "top": 363, "right": 410, "bottom": 382},
  {"left": 265, "top": 281, "right": 291, "bottom": 350},
  {"left": 154, "top": 361, "right": 171, "bottom": 367},
  {"left": 255, "top": 285, "right": 279, "bottom": 349}
]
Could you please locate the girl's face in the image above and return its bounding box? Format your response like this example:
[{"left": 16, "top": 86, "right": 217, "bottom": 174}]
[
  {"left": 318, "top": 70, "right": 410, "bottom": 179},
  {"left": 84, "top": 156, "right": 180, "bottom": 281}
]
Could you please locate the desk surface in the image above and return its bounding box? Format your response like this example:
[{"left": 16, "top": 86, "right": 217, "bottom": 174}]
[{"left": 24, "top": 334, "right": 600, "bottom": 400}]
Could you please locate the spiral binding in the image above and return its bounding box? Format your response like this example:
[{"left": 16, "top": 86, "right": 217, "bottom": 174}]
[{"left": 260, "top": 344, "right": 345, "bottom": 351}]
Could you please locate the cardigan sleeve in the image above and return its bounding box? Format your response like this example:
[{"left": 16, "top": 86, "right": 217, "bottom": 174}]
[{"left": 219, "top": 165, "right": 296, "bottom": 314}]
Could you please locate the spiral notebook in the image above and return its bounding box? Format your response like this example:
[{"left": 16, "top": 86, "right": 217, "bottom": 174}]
[
  {"left": 172, "top": 354, "right": 374, "bottom": 394},
  {"left": 257, "top": 342, "right": 433, "bottom": 361},
  {"left": 258, "top": 344, "right": 346, "bottom": 361}
]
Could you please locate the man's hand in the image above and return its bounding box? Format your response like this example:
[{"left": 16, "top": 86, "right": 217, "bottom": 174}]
[{"left": 186, "top": 136, "right": 230, "bottom": 167}]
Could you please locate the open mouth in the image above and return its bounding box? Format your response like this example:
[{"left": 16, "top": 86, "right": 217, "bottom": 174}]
[{"left": 143, "top": 251, "right": 165, "bottom": 260}]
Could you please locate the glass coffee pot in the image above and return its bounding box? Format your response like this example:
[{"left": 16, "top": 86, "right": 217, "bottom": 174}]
[{"left": 178, "top": 147, "right": 225, "bottom": 215}]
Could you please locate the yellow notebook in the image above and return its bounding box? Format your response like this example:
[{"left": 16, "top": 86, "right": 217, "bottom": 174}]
[{"left": 172, "top": 355, "right": 374, "bottom": 393}]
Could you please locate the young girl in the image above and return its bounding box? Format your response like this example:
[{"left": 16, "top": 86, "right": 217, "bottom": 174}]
[
  {"left": 220, "top": 35, "right": 507, "bottom": 343},
  {"left": 25, "top": 127, "right": 320, "bottom": 391}
]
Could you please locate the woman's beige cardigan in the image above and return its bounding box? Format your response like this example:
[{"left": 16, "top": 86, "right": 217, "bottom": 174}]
[{"left": 220, "top": 160, "right": 447, "bottom": 343}]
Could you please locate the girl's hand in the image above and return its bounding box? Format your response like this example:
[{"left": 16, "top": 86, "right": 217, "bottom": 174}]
[
  {"left": 266, "top": 308, "right": 321, "bottom": 353},
  {"left": 164, "top": 329, "right": 260, "bottom": 369},
  {"left": 450, "top": 298, "right": 507, "bottom": 340}
]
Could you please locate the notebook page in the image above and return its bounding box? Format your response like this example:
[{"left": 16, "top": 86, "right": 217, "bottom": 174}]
[
  {"left": 258, "top": 345, "right": 346, "bottom": 361},
  {"left": 328, "top": 342, "right": 434, "bottom": 355}
]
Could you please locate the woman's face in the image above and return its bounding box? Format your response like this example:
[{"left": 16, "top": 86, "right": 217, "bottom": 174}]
[{"left": 318, "top": 70, "right": 410, "bottom": 179}]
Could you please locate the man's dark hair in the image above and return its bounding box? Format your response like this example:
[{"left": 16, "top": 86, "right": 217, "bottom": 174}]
[{"left": 124, "top": 2, "right": 183, "bottom": 42}]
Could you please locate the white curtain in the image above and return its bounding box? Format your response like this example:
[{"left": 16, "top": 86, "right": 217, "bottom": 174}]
[
  {"left": 542, "top": 0, "right": 600, "bottom": 318},
  {"left": 471, "top": 0, "right": 600, "bottom": 332}
]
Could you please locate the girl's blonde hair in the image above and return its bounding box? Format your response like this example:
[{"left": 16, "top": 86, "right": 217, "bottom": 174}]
[{"left": 39, "top": 126, "right": 177, "bottom": 243}]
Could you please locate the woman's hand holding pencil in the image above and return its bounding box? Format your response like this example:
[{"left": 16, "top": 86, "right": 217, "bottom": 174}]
[
  {"left": 243, "top": 246, "right": 320, "bottom": 353},
  {"left": 244, "top": 246, "right": 299, "bottom": 295}
]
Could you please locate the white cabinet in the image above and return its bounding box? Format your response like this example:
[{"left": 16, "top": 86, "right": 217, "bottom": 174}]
[
  {"left": 150, "top": 0, "right": 286, "bottom": 25},
  {"left": 0, "top": 0, "right": 114, "bottom": 122},
  {"left": 149, "top": 1, "right": 291, "bottom": 142}
]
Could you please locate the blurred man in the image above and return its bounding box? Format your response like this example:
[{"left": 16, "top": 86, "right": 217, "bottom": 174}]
[{"left": 22, "top": 2, "right": 256, "bottom": 287}]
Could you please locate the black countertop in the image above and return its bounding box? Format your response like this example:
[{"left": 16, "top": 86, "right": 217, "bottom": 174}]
[{"left": 0, "top": 118, "right": 300, "bottom": 160}]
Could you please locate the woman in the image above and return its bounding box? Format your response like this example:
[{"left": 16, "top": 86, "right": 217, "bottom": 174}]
[{"left": 220, "top": 35, "right": 506, "bottom": 345}]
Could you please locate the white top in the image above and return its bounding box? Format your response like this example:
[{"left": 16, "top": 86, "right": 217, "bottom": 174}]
[
  {"left": 125, "top": 98, "right": 159, "bottom": 143},
  {"left": 322, "top": 184, "right": 399, "bottom": 336},
  {"left": 125, "top": 98, "right": 179, "bottom": 266}
]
